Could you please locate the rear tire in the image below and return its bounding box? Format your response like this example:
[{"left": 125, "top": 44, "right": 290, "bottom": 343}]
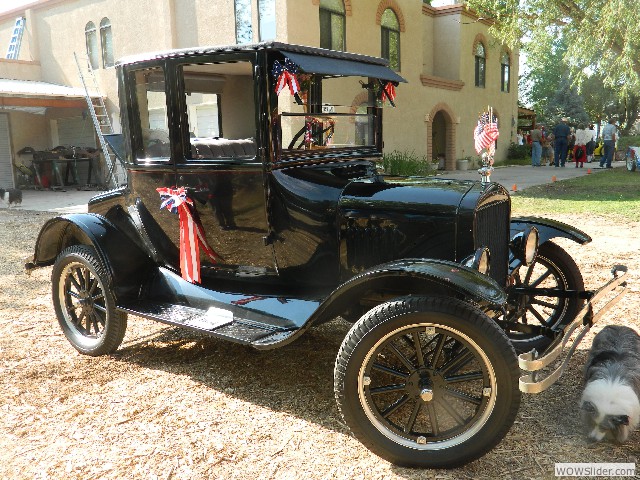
[
  {"left": 52, "top": 245, "right": 127, "bottom": 356},
  {"left": 334, "top": 296, "right": 520, "bottom": 468}
]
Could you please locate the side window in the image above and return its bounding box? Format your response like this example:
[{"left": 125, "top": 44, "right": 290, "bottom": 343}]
[
  {"left": 380, "top": 8, "right": 400, "bottom": 71},
  {"left": 100, "top": 17, "right": 114, "bottom": 68},
  {"left": 319, "top": 0, "right": 345, "bottom": 51},
  {"left": 475, "top": 42, "right": 486, "bottom": 88},
  {"left": 181, "top": 60, "right": 256, "bottom": 160},
  {"left": 501, "top": 51, "right": 510, "bottom": 93},
  {"left": 85, "top": 21, "right": 99, "bottom": 69},
  {"left": 235, "top": 0, "right": 253, "bottom": 44},
  {"left": 132, "top": 67, "right": 170, "bottom": 160}
]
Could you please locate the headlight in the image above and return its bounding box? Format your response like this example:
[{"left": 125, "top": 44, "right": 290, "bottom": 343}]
[
  {"left": 464, "top": 247, "right": 491, "bottom": 275},
  {"left": 509, "top": 227, "right": 539, "bottom": 266}
]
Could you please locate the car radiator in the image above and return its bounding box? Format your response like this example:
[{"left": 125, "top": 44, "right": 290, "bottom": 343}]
[{"left": 474, "top": 197, "right": 510, "bottom": 287}]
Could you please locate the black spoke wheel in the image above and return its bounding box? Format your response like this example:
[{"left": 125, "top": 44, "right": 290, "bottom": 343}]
[
  {"left": 52, "top": 245, "right": 127, "bottom": 356},
  {"left": 506, "top": 241, "right": 584, "bottom": 353},
  {"left": 334, "top": 296, "right": 520, "bottom": 468}
]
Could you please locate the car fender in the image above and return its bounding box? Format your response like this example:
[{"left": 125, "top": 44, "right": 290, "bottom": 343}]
[
  {"left": 308, "top": 258, "right": 507, "bottom": 325},
  {"left": 26, "top": 213, "right": 153, "bottom": 301},
  {"left": 511, "top": 216, "right": 591, "bottom": 245}
]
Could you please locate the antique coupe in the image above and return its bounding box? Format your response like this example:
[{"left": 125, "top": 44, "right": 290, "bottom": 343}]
[{"left": 26, "top": 42, "right": 627, "bottom": 468}]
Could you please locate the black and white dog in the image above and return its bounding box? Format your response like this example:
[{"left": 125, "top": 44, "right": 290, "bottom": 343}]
[
  {"left": 581, "top": 325, "right": 640, "bottom": 443},
  {"left": 0, "top": 188, "right": 22, "bottom": 208}
]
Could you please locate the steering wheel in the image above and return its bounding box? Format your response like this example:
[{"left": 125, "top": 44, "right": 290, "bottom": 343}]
[
  {"left": 287, "top": 123, "right": 336, "bottom": 150},
  {"left": 288, "top": 125, "right": 307, "bottom": 149}
]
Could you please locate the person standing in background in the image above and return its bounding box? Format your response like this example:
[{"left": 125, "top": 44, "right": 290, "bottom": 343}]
[
  {"left": 573, "top": 124, "right": 590, "bottom": 168},
  {"left": 600, "top": 118, "right": 617, "bottom": 168},
  {"left": 585, "top": 124, "right": 596, "bottom": 163},
  {"left": 553, "top": 117, "right": 571, "bottom": 167},
  {"left": 529, "top": 125, "right": 543, "bottom": 167},
  {"left": 541, "top": 128, "right": 554, "bottom": 166},
  {"left": 567, "top": 127, "right": 576, "bottom": 163}
]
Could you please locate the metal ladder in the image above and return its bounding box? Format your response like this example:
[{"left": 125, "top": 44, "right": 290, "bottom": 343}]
[
  {"left": 74, "top": 52, "right": 124, "bottom": 189},
  {"left": 6, "top": 17, "right": 25, "bottom": 60}
]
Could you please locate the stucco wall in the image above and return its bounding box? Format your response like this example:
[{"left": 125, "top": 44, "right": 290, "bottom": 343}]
[{"left": 0, "top": 59, "right": 41, "bottom": 80}]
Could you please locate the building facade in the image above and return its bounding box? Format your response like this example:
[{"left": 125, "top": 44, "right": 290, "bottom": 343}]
[{"left": 0, "top": 0, "right": 519, "bottom": 189}]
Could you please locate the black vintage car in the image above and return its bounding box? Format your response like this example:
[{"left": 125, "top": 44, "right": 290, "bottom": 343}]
[{"left": 26, "top": 42, "right": 627, "bottom": 468}]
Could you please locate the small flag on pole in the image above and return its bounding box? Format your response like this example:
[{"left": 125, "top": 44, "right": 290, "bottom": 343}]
[{"left": 474, "top": 110, "right": 499, "bottom": 154}]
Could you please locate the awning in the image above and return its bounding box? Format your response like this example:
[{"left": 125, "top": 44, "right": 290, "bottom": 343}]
[
  {"left": 0, "top": 78, "right": 98, "bottom": 112},
  {"left": 283, "top": 51, "right": 407, "bottom": 84}
]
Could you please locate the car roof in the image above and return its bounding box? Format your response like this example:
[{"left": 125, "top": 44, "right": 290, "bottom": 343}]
[{"left": 117, "top": 41, "right": 392, "bottom": 68}]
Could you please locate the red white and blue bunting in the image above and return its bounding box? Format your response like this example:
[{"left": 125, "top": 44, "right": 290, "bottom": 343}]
[
  {"left": 157, "top": 187, "right": 222, "bottom": 284},
  {"left": 272, "top": 58, "right": 301, "bottom": 97}
]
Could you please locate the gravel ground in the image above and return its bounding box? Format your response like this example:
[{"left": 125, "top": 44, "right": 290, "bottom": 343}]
[{"left": 1, "top": 208, "right": 638, "bottom": 479}]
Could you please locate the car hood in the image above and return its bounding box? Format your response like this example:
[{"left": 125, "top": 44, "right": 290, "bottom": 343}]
[
  {"left": 339, "top": 175, "right": 486, "bottom": 215},
  {"left": 337, "top": 175, "right": 509, "bottom": 273}
]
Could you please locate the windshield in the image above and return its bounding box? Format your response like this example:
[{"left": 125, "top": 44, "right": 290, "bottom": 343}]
[{"left": 275, "top": 73, "right": 382, "bottom": 159}]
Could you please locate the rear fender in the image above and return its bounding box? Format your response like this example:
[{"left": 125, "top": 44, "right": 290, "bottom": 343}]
[
  {"left": 511, "top": 216, "right": 591, "bottom": 245},
  {"left": 308, "top": 258, "right": 506, "bottom": 325},
  {"left": 26, "top": 213, "right": 153, "bottom": 301}
]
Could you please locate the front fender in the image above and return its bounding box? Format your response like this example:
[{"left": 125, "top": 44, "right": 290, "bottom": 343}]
[
  {"left": 308, "top": 258, "right": 506, "bottom": 325},
  {"left": 26, "top": 213, "right": 153, "bottom": 301},
  {"left": 511, "top": 216, "right": 591, "bottom": 245}
]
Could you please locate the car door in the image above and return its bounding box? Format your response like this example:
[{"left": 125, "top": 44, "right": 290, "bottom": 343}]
[{"left": 170, "top": 54, "right": 275, "bottom": 277}]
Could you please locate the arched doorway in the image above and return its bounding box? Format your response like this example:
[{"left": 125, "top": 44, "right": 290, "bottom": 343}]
[
  {"left": 427, "top": 104, "right": 457, "bottom": 170},
  {"left": 432, "top": 111, "right": 447, "bottom": 169}
]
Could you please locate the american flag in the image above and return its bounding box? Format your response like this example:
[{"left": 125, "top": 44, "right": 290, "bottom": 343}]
[
  {"left": 272, "top": 58, "right": 300, "bottom": 96},
  {"left": 474, "top": 111, "right": 499, "bottom": 154}
]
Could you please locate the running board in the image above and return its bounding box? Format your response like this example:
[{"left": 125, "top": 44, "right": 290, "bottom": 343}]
[
  {"left": 118, "top": 301, "right": 299, "bottom": 349},
  {"left": 518, "top": 265, "right": 627, "bottom": 393}
]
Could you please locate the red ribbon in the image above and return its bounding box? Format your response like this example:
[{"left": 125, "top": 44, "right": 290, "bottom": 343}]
[
  {"left": 381, "top": 81, "right": 396, "bottom": 106},
  {"left": 157, "top": 187, "right": 222, "bottom": 284},
  {"left": 276, "top": 71, "right": 300, "bottom": 96}
]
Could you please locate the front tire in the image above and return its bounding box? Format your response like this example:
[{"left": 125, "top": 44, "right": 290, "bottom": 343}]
[
  {"left": 52, "top": 245, "right": 127, "bottom": 356},
  {"left": 334, "top": 296, "right": 520, "bottom": 468}
]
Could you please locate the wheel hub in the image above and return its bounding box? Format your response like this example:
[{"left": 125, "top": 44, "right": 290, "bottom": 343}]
[
  {"left": 406, "top": 368, "right": 442, "bottom": 401},
  {"left": 77, "top": 290, "right": 94, "bottom": 315}
]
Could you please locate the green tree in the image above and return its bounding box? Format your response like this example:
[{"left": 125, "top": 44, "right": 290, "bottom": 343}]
[
  {"left": 465, "top": 0, "right": 640, "bottom": 94},
  {"left": 544, "top": 76, "right": 590, "bottom": 127}
]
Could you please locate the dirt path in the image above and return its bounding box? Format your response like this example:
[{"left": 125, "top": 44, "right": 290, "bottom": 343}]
[{"left": 1, "top": 209, "right": 638, "bottom": 479}]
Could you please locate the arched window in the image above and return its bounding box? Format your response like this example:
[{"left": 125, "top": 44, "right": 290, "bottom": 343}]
[
  {"left": 320, "top": 0, "right": 345, "bottom": 51},
  {"left": 474, "top": 42, "right": 486, "bottom": 88},
  {"left": 85, "top": 22, "right": 99, "bottom": 70},
  {"left": 100, "top": 18, "right": 114, "bottom": 68},
  {"left": 501, "top": 51, "right": 510, "bottom": 92},
  {"left": 381, "top": 9, "right": 400, "bottom": 71}
]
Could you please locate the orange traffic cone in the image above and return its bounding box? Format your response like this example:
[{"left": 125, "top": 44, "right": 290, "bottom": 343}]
[
  {"left": 587, "top": 168, "right": 592, "bottom": 174},
  {"left": 511, "top": 184, "right": 517, "bottom": 192},
  {"left": 552, "top": 175, "right": 557, "bottom": 182}
]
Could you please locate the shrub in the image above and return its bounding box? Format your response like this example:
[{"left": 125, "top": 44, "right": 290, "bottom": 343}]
[
  {"left": 381, "top": 150, "right": 435, "bottom": 176},
  {"left": 617, "top": 135, "right": 640, "bottom": 153},
  {"left": 506, "top": 142, "right": 530, "bottom": 160}
]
